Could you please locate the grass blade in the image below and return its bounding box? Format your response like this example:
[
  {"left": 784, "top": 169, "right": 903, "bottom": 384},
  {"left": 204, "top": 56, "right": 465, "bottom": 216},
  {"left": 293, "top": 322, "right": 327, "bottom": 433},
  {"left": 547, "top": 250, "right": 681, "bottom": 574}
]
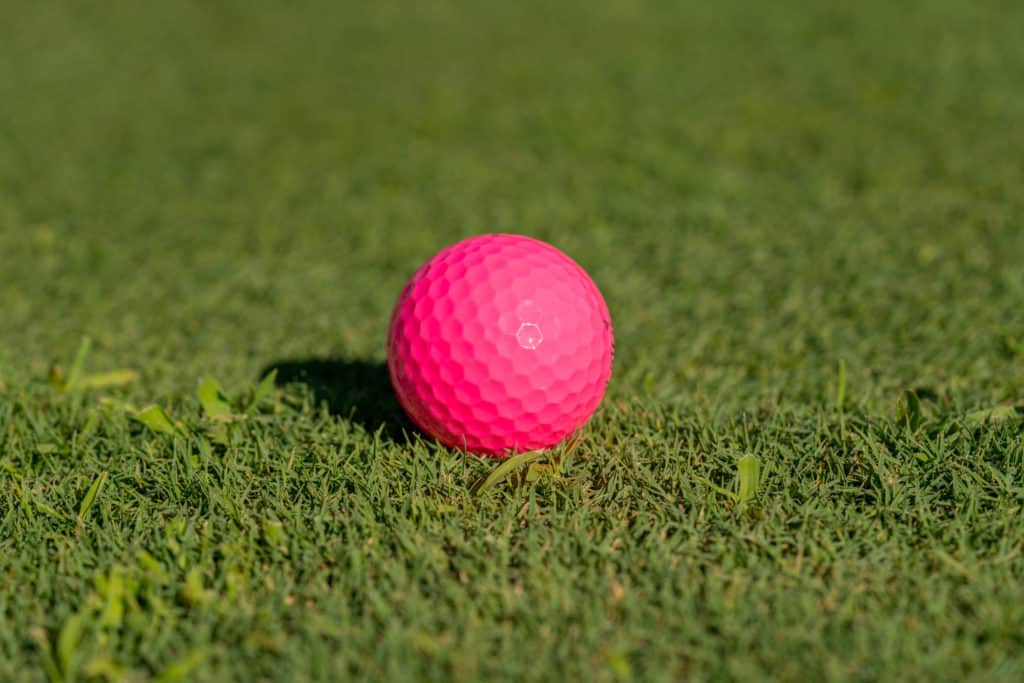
[
  {"left": 836, "top": 358, "right": 847, "bottom": 412},
  {"left": 964, "top": 404, "right": 1022, "bottom": 427},
  {"left": 246, "top": 369, "right": 277, "bottom": 414},
  {"left": 155, "top": 647, "right": 213, "bottom": 682},
  {"left": 180, "top": 567, "right": 214, "bottom": 607},
  {"left": 78, "top": 471, "right": 108, "bottom": 521},
  {"left": 31, "top": 629, "right": 61, "bottom": 683},
  {"left": 471, "top": 450, "right": 549, "bottom": 495},
  {"left": 64, "top": 337, "right": 92, "bottom": 392},
  {"left": 693, "top": 476, "right": 738, "bottom": 502},
  {"left": 6, "top": 466, "right": 35, "bottom": 524},
  {"left": 35, "top": 500, "right": 70, "bottom": 522},
  {"left": 903, "top": 390, "right": 923, "bottom": 432},
  {"left": 76, "top": 370, "right": 139, "bottom": 391},
  {"left": 57, "top": 611, "right": 88, "bottom": 680},
  {"left": 135, "top": 405, "right": 184, "bottom": 436},
  {"left": 262, "top": 517, "right": 289, "bottom": 554},
  {"left": 197, "top": 377, "right": 233, "bottom": 418},
  {"left": 83, "top": 657, "right": 126, "bottom": 682},
  {"left": 737, "top": 454, "right": 762, "bottom": 504}
]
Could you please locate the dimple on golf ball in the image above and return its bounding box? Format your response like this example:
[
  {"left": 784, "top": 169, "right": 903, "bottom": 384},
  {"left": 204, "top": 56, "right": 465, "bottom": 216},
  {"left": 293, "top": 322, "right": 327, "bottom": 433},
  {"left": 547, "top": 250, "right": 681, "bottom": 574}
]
[{"left": 387, "top": 233, "right": 614, "bottom": 456}]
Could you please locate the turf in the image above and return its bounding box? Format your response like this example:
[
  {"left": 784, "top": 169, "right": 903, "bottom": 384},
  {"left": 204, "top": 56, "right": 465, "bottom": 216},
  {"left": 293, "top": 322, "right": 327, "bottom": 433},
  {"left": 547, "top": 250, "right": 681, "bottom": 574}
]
[{"left": 2, "top": 1, "right": 1023, "bottom": 681}]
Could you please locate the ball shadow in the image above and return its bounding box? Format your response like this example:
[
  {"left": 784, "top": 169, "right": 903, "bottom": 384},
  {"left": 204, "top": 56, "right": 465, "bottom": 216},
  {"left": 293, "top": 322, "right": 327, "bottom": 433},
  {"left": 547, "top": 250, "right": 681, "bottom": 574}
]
[{"left": 261, "top": 357, "right": 411, "bottom": 439}]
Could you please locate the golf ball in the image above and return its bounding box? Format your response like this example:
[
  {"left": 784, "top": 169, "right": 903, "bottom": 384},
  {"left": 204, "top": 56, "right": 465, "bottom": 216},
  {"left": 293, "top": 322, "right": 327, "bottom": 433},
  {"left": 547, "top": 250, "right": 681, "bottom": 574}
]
[{"left": 387, "top": 234, "right": 614, "bottom": 456}]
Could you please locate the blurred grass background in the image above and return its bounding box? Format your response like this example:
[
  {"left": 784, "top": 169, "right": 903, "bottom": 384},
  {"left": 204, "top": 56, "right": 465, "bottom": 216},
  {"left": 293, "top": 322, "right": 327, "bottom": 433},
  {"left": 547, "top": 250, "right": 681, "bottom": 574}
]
[{"left": 3, "top": 0, "right": 1021, "bottom": 405}]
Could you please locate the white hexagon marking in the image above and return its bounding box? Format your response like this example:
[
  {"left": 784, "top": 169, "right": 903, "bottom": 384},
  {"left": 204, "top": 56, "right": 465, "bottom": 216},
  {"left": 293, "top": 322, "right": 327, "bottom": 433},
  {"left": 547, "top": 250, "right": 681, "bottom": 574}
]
[{"left": 516, "top": 322, "right": 543, "bottom": 350}]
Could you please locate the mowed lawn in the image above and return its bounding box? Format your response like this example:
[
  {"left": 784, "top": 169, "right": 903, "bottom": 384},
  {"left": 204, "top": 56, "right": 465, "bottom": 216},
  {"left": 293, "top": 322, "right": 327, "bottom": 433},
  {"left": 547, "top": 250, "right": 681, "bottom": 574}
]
[{"left": 2, "top": 1, "right": 1023, "bottom": 681}]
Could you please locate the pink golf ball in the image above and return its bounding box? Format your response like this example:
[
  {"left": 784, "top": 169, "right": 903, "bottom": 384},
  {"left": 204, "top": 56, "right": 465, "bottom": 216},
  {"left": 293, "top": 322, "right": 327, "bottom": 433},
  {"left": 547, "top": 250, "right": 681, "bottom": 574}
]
[{"left": 387, "top": 234, "right": 614, "bottom": 456}]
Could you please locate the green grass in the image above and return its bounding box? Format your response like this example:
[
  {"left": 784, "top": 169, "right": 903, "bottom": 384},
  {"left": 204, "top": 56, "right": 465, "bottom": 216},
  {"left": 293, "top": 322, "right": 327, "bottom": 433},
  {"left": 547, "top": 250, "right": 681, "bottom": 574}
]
[{"left": 2, "top": 0, "right": 1024, "bottom": 680}]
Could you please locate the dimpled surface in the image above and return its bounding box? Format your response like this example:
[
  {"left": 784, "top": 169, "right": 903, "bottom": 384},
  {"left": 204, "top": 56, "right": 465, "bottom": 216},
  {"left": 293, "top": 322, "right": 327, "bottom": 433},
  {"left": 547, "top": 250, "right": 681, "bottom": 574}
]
[{"left": 387, "top": 234, "right": 614, "bottom": 456}]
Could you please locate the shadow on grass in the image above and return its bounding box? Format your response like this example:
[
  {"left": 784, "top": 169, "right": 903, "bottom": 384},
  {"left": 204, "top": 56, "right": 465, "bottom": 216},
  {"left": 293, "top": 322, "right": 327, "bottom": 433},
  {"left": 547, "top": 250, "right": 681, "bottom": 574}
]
[{"left": 261, "top": 357, "right": 411, "bottom": 439}]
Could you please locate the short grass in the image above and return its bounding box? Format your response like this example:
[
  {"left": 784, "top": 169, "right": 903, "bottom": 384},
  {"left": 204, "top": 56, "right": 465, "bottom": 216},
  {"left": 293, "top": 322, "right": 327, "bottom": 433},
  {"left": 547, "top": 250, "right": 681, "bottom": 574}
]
[{"left": 2, "top": 1, "right": 1024, "bottom": 681}]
